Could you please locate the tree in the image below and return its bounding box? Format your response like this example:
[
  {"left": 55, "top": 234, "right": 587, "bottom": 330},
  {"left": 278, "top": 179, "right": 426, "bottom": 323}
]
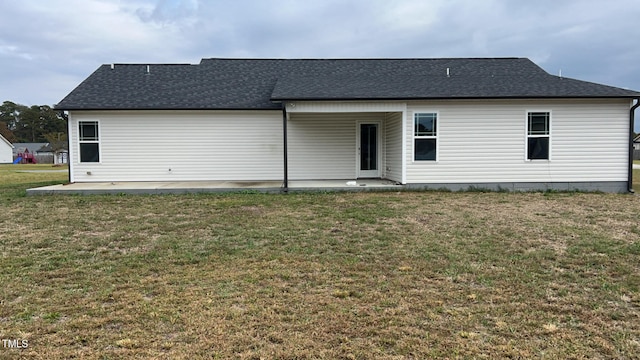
[
  {"left": 0, "top": 101, "right": 22, "bottom": 129},
  {"left": 0, "top": 101, "right": 66, "bottom": 142},
  {"left": 0, "top": 101, "right": 23, "bottom": 143}
]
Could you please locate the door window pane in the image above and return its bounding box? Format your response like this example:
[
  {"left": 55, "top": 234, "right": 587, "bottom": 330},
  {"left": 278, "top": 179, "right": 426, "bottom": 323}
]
[{"left": 360, "top": 124, "right": 377, "bottom": 170}]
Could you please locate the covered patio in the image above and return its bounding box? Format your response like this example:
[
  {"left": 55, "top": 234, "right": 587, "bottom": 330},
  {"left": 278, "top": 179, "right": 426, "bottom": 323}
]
[{"left": 282, "top": 102, "right": 406, "bottom": 186}]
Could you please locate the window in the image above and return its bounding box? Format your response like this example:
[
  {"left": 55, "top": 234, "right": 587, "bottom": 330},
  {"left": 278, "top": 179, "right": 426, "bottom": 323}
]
[
  {"left": 414, "top": 112, "right": 437, "bottom": 161},
  {"left": 79, "top": 121, "right": 100, "bottom": 162},
  {"left": 527, "top": 112, "right": 550, "bottom": 160}
]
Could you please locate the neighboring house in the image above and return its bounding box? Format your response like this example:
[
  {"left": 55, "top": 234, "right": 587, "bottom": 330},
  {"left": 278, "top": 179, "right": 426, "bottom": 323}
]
[
  {"left": 12, "top": 143, "right": 48, "bottom": 157},
  {"left": 37, "top": 144, "right": 69, "bottom": 164},
  {"left": 11, "top": 142, "right": 69, "bottom": 164},
  {"left": 56, "top": 58, "right": 640, "bottom": 192},
  {"left": 0, "top": 134, "right": 13, "bottom": 163},
  {"left": 634, "top": 134, "right": 640, "bottom": 151}
]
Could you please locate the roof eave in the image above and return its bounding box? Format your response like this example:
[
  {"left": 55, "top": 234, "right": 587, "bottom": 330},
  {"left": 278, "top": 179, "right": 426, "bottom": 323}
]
[
  {"left": 271, "top": 95, "right": 640, "bottom": 102},
  {"left": 57, "top": 106, "right": 283, "bottom": 111},
  {"left": 56, "top": 95, "right": 640, "bottom": 111}
]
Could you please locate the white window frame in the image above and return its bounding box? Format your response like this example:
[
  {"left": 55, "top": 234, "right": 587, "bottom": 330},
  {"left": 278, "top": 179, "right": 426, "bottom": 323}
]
[
  {"left": 78, "top": 120, "right": 101, "bottom": 163},
  {"left": 413, "top": 111, "right": 439, "bottom": 162},
  {"left": 525, "top": 110, "right": 551, "bottom": 161}
]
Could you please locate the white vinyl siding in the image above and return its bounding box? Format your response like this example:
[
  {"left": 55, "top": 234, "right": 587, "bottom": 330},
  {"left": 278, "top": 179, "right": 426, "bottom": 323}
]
[
  {"left": 384, "top": 112, "right": 403, "bottom": 182},
  {"left": 0, "top": 136, "right": 13, "bottom": 164},
  {"left": 69, "top": 111, "right": 283, "bottom": 182},
  {"left": 288, "top": 112, "right": 386, "bottom": 180},
  {"left": 67, "top": 99, "right": 630, "bottom": 186},
  {"left": 405, "top": 99, "right": 630, "bottom": 183}
]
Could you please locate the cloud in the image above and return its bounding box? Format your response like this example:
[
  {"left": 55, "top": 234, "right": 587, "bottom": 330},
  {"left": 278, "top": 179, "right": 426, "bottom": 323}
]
[
  {"left": 0, "top": 44, "right": 34, "bottom": 61},
  {"left": 136, "top": 0, "right": 199, "bottom": 25}
]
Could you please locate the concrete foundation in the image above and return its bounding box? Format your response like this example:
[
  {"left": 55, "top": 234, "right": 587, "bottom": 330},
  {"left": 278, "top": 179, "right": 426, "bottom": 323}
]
[{"left": 26, "top": 180, "right": 629, "bottom": 195}]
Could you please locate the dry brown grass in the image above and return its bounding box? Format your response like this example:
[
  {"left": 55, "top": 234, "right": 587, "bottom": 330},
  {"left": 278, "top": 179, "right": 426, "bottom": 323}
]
[{"left": 0, "top": 184, "right": 639, "bottom": 358}]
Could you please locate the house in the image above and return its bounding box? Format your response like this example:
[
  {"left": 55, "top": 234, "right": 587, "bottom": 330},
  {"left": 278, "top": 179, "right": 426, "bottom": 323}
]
[
  {"left": 12, "top": 143, "right": 48, "bottom": 163},
  {"left": 37, "top": 144, "right": 69, "bottom": 164},
  {"left": 55, "top": 58, "right": 640, "bottom": 192},
  {"left": 634, "top": 134, "right": 640, "bottom": 151},
  {"left": 0, "top": 134, "right": 13, "bottom": 164},
  {"left": 10, "top": 142, "right": 68, "bottom": 164},
  {"left": 12, "top": 143, "right": 49, "bottom": 157}
]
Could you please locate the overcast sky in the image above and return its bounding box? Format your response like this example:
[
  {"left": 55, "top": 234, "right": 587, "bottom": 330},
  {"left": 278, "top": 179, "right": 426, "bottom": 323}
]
[{"left": 1, "top": 0, "right": 640, "bottom": 128}]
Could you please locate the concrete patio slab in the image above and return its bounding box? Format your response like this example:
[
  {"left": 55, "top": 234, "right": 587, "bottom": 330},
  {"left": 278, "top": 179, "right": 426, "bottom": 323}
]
[{"left": 27, "top": 179, "right": 402, "bottom": 195}]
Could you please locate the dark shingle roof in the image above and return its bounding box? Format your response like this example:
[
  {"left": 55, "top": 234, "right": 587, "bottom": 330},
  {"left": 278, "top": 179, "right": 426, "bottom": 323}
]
[{"left": 56, "top": 58, "right": 640, "bottom": 110}]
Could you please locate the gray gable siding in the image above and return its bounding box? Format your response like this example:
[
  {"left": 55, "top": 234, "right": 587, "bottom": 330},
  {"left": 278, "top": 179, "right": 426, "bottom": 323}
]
[{"left": 56, "top": 58, "right": 640, "bottom": 110}]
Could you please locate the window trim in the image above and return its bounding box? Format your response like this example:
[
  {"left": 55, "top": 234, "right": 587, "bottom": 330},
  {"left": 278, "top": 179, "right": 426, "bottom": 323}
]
[
  {"left": 525, "top": 110, "right": 551, "bottom": 161},
  {"left": 78, "top": 120, "right": 101, "bottom": 163},
  {"left": 413, "top": 111, "right": 439, "bottom": 162}
]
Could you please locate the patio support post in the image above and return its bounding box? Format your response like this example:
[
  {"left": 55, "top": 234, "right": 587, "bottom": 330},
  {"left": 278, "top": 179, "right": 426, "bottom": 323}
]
[
  {"left": 629, "top": 98, "right": 639, "bottom": 192},
  {"left": 282, "top": 104, "right": 288, "bottom": 193},
  {"left": 61, "top": 111, "right": 72, "bottom": 183}
]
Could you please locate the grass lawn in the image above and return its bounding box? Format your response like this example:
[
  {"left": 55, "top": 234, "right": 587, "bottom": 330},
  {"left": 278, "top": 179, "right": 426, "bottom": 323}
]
[
  {"left": 0, "top": 164, "right": 68, "bottom": 198},
  {"left": 1, "top": 174, "right": 639, "bottom": 358}
]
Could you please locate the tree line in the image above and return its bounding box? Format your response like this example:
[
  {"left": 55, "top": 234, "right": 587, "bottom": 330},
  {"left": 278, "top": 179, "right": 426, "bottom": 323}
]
[{"left": 0, "top": 100, "right": 67, "bottom": 143}]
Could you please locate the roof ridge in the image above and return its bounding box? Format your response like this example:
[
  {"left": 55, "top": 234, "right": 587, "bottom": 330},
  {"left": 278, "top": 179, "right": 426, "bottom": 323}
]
[
  {"left": 99, "top": 58, "right": 530, "bottom": 67},
  {"left": 200, "top": 57, "right": 525, "bottom": 61}
]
